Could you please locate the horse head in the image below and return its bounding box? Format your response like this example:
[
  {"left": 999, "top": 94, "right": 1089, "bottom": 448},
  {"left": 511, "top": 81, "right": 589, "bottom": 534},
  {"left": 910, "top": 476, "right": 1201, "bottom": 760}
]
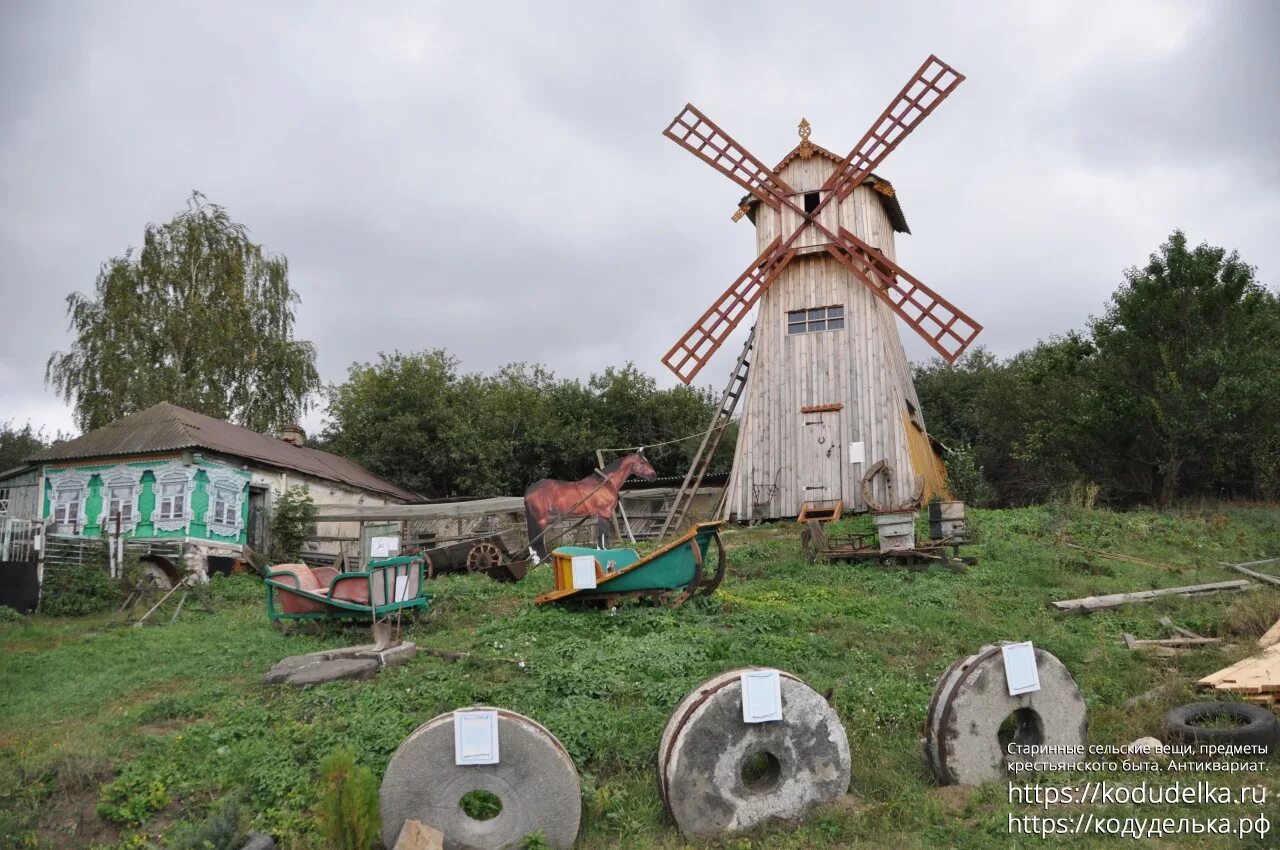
[{"left": 629, "top": 448, "right": 658, "bottom": 482}]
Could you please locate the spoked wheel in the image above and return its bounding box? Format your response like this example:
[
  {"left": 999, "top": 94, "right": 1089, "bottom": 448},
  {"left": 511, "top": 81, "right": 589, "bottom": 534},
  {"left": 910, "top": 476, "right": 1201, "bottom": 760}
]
[
  {"left": 465, "top": 541, "right": 506, "bottom": 572},
  {"left": 696, "top": 532, "right": 729, "bottom": 597}
]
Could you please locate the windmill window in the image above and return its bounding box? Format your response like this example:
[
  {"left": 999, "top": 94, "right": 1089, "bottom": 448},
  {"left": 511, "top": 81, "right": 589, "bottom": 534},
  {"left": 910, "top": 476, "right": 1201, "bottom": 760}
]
[
  {"left": 0, "top": 488, "right": 8, "bottom": 517},
  {"left": 787, "top": 305, "right": 845, "bottom": 335},
  {"left": 803, "top": 191, "right": 821, "bottom": 214}
]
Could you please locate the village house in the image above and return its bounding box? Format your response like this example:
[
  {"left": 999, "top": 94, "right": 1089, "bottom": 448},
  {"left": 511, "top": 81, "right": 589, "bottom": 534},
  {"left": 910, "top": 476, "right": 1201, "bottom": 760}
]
[{"left": 1, "top": 402, "right": 418, "bottom": 584}]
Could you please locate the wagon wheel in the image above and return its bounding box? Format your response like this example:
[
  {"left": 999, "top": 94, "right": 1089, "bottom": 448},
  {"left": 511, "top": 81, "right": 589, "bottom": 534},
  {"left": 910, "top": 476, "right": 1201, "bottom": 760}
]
[{"left": 465, "top": 541, "right": 506, "bottom": 573}]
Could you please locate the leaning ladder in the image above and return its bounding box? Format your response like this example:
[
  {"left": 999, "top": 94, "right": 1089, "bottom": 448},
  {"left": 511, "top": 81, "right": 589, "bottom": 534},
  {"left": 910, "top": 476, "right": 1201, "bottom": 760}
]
[{"left": 656, "top": 326, "right": 755, "bottom": 540}]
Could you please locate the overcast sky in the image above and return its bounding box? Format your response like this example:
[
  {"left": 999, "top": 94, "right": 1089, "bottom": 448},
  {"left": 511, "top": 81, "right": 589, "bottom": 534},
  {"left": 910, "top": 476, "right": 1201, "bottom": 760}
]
[{"left": 3, "top": 1, "right": 1277, "bottom": 438}]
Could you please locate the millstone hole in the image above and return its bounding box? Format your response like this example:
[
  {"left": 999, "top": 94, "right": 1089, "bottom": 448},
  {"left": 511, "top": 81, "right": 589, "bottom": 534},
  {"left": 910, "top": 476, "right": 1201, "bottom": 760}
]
[
  {"left": 459, "top": 789, "right": 503, "bottom": 821},
  {"left": 740, "top": 751, "right": 782, "bottom": 792},
  {"left": 998, "top": 707, "right": 1044, "bottom": 752}
]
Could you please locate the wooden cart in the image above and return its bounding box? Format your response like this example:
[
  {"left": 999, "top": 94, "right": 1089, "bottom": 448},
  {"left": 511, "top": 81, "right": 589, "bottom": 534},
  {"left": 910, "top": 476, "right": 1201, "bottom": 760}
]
[
  {"left": 535, "top": 521, "right": 728, "bottom": 608},
  {"left": 799, "top": 519, "right": 973, "bottom": 572}
]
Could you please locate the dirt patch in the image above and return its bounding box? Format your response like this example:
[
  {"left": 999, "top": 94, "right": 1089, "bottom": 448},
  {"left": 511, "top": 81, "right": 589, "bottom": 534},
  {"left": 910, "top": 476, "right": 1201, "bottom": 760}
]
[{"left": 37, "top": 787, "right": 121, "bottom": 850}]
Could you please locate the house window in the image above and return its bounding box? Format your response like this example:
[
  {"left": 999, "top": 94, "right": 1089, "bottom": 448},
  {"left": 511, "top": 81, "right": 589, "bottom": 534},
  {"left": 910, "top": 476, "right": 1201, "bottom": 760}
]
[
  {"left": 787, "top": 305, "right": 845, "bottom": 335},
  {"left": 106, "top": 484, "right": 134, "bottom": 525},
  {"left": 53, "top": 484, "right": 84, "bottom": 531},
  {"left": 0, "top": 488, "right": 8, "bottom": 517},
  {"left": 212, "top": 484, "right": 238, "bottom": 526},
  {"left": 158, "top": 479, "right": 187, "bottom": 522}
]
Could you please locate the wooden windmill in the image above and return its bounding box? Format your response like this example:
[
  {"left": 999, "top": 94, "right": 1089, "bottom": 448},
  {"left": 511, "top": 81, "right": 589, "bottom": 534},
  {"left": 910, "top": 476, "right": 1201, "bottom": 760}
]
[{"left": 658, "top": 55, "right": 981, "bottom": 529}]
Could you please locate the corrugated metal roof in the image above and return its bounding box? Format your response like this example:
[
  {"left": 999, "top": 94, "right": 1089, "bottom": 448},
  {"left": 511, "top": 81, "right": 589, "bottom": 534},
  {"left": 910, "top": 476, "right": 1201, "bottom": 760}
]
[
  {"left": 27, "top": 403, "right": 419, "bottom": 501},
  {"left": 741, "top": 140, "right": 911, "bottom": 235}
]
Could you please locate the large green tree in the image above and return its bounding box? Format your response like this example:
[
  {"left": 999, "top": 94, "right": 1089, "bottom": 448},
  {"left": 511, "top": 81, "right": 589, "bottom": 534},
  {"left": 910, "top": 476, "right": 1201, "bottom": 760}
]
[
  {"left": 0, "top": 422, "right": 61, "bottom": 470},
  {"left": 916, "top": 231, "right": 1280, "bottom": 506},
  {"left": 47, "top": 191, "right": 320, "bottom": 432}
]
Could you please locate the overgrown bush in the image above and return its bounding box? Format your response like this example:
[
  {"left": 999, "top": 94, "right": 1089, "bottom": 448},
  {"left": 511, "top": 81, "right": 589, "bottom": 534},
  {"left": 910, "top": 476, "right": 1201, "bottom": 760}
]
[
  {"left": 39, "top": 557, "right": 121, "bottom": 617},
  {"left": 168, "top": 796, "right": 246, "bottom": 850},
  {"left": 317, "top": 747, "right": 379, "bottom": 850},
  {"left": 270, "top": 485, "right": 317, "bottom": 562},
  {"left": 942, "top": 443, "right": 994, "bottom": 507},
  {"left": 0, "top": 605, "right": 24, "bottom": 624}
]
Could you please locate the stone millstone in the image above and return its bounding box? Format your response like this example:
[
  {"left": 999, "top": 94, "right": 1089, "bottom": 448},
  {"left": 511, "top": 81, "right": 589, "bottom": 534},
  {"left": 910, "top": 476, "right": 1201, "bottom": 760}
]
[
  {"left": 923, "top": 645, "right": 1087, "bottom": 787},
  {"left": 380, "top": 707, "right": 581, "bottom": 850},
  {"left": 284, "top": 657, "right": 379, "bottom": 687},
  {"left": 658, "top": 669, "right": 851, "bottom": 839}
]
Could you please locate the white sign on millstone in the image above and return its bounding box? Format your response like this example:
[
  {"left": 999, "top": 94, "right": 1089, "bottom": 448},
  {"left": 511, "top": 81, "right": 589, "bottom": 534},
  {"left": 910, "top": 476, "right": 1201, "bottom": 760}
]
[
  {"left": 453, "top": 710, "right": 500, "bottom": 765},
  {"left": 570, "top": 555, "right": 597, "bottom": 589},
  {"left": 740, "top": 670, "right": 783, "bottom": 723},
  {"left": 1001, "top": 642, "right": 1041, "bottom": 696}
]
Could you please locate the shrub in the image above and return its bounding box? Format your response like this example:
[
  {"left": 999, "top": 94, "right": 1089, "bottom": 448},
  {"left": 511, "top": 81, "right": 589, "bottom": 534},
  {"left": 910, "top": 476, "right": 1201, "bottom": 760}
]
[
  {"left": 317, "top": 747, "right": 379, "bottom": 850},
  {"left": 270, "top": 485, "right": 317, "bottom": 562},
  {"left": 39, "top": 557, "right": 121, "bottom": 617},
  {"left": 0, "top": 604, "right": 24, "bottom": 624},
  {"left": 168, "top": 797, "right": 246, "bottom": 850},
  {"left": 943, "top": 443, "right": 994, "bottom": 507}
]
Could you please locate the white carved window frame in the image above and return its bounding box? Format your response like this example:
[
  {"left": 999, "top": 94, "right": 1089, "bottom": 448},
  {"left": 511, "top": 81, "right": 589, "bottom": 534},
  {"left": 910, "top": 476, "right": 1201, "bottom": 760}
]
[
  {"left": 204, "top": 470, "right": 247, "bottom": 538},
  {"left": 49, "top": 469, "right": 92, "bottom": 533},
  {"left": 97, "top": 465, "right": 145, "bottom": 534},
  {"left": 152, "top": 462, "right": 197, "bottom": 533}
]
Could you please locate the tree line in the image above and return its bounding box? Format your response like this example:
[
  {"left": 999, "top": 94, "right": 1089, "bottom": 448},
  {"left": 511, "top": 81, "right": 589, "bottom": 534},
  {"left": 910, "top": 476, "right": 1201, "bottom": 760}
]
[
  {"left": 915, "top": 231, "right": 1280, "bottom": 507},
  {"left": 315, "top": 354, "right": 732, "bottom": 498}
]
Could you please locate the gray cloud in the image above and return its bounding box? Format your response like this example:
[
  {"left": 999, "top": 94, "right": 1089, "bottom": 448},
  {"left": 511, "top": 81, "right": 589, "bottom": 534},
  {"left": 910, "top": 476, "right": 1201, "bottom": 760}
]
[{"left": 3, "top": 0, "right": 1276, "bottom": 435}]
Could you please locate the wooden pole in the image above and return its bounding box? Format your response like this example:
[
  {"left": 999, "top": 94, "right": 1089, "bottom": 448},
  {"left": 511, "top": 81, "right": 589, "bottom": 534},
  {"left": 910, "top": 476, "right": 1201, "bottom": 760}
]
[
  {"left": 1051, "top": 580, "right": 1251, "bottom": 613},
  {"left": 1223, "top": 560, "right": 1280, "bottom": 588}
]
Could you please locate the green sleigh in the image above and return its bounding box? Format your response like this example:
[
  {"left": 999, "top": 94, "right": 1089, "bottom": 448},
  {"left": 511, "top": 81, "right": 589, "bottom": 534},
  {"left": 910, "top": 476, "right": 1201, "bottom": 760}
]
[{"left": 264, "top": 555, "right": 431, "bottom": 629}]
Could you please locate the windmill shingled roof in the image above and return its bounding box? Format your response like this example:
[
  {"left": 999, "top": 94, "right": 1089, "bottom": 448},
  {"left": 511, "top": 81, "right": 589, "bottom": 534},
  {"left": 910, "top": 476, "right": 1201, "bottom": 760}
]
[
  {"left": 740, "top": 140, "right": 911, "bottom": 235},
  {"left": 27, "top": 402, "right": 419, "bottom": 501}
]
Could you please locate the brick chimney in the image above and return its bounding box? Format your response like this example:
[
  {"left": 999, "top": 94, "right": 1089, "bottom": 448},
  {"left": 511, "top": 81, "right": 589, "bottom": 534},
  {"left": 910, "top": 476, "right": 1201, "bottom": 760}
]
[{"left": 279, "top": 423, "right": 306, "bottom": 447}]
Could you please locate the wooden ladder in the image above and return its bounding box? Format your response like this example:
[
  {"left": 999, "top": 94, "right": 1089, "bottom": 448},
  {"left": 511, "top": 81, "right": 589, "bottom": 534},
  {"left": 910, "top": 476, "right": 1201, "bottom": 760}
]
[{"left": 656, "top": 326, "right": 755, "bottom": 540}]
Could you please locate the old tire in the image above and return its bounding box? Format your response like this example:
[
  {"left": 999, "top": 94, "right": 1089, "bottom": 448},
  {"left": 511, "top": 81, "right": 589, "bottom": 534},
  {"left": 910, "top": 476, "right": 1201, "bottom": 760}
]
[
  {"left": 1164, "top": 702, "right": 1280, "bottom": 755},
  {"left": 658, "top": 669, "right": 850, "bottom": 839},
  {"left": 379, "top": 707, "right": 580, "bottom": 850},
  {"left": 923, "top": 645, "right": 1087, "bottom": 786}
]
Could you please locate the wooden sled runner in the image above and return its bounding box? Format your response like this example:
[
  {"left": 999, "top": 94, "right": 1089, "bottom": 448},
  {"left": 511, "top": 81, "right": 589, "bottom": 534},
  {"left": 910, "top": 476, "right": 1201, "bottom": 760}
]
[
  {"left": 264, "top": 556, "right": 431, "bottom": 630},
  {"left": 535, "top": 521, "right": 728, "bottom": 608}
]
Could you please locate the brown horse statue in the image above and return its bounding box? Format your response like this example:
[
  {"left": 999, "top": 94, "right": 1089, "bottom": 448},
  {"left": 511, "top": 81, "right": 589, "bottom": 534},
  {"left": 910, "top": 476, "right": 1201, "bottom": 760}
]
[{"left": 524, "top": 451, "right": 658, "bottom": 559}]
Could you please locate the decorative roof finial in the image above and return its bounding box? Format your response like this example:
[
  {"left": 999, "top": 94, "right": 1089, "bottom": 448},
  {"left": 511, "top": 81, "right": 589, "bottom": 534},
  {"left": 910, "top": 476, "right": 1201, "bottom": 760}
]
[{"left": 797, "top": 117, "right": 815, "bottom": 159}]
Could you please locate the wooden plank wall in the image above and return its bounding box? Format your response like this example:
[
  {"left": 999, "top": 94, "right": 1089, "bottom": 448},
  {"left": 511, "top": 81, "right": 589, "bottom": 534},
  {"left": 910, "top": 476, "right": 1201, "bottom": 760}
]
[{"left": 723, "top": 157, "right": 923, "bottom": 520}]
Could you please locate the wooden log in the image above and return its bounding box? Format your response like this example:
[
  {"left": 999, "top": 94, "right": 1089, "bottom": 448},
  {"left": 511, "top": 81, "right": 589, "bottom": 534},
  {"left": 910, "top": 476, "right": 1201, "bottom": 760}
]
[
  {"left": 1123, "top": 633, "right": 1220, "bottom": 649},
  {"left": 1051, "top": 580, "right": 1250, "bottom": 613},
  {"left": 1224, "top": 562, "right": 1280, "bottom": 589}
]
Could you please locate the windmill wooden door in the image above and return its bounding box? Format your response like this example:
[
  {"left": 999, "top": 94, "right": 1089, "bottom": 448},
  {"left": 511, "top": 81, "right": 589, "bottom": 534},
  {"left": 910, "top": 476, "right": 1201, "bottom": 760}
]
[{"left": 801, "top": 410, "right": 842, "bottom": 507}]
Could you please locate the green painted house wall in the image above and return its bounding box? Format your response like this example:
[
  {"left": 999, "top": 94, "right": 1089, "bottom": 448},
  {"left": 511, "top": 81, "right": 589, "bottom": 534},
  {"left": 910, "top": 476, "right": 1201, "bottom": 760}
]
[{"left": 42, "top": 456, "right": 251, "bottom": 544}]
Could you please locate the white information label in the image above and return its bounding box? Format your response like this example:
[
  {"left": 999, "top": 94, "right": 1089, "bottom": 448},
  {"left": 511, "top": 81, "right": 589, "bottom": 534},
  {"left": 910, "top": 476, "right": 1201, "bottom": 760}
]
[
  {"left": 454, "top": 710, "right": 500, "bottom": 765},
  {"left": 1001, "top": 642, "right": 1042, "bottom": 696},
  {"left": 849, "top": 441, "right": 866, "bottom": 465},
  {"left": 393, "top": 575, "right": 410, "bottom": 602},
  {"left": 370, "top": 536, "right": 399, "bottom": 558},
  {"left": 570, "top": 555, "right": 598, "bottom": 589},
  {"left": 740, "top": 670, "right": 783, "bottom": 723}
]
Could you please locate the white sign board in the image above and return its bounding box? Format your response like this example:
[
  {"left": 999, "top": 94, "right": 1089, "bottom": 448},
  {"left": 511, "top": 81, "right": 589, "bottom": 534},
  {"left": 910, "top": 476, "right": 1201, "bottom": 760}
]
[
  {"left": 570, "top": 555, "right": 597, "bottom": 589},
  {"left": 370, "top": 536, "right": 399, "bottom": 558},
  {"left": 849, "top": 441, "right": 866, "bottom": 465},
  {"left": 454, "top": 710, "right": 500, "bottom": 765},
  {"left": 393, "top": 575, "right": 410, "bottom": 602},
  {"left": 1001, "top": 642, "right": 1042, "bottom": 696},
  {"left": 740, "top": 670, "right": 783, "bottom": 723}
]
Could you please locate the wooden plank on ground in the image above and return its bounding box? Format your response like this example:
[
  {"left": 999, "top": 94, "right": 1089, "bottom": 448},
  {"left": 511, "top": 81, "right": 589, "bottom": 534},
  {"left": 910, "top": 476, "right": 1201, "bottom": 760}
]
[
  {"left": 1258, "top": 617, "right": 1280, "bottom": 649},
  {"left": 1224, "top": 562, "right": 1280, "bottom": 589},
  {"left": 1051, "top": 580, "right": 1251, "bottom": 613},
  {"left": 1198, "top": 645, "right": 1280, "bottom": 695}
]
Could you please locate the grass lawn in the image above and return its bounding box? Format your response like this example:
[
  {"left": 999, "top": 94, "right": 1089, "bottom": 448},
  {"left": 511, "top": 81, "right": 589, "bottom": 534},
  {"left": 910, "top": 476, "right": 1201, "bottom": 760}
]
[{"left": 2, "top": 502, "right": 1280, "bottom": 849}]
